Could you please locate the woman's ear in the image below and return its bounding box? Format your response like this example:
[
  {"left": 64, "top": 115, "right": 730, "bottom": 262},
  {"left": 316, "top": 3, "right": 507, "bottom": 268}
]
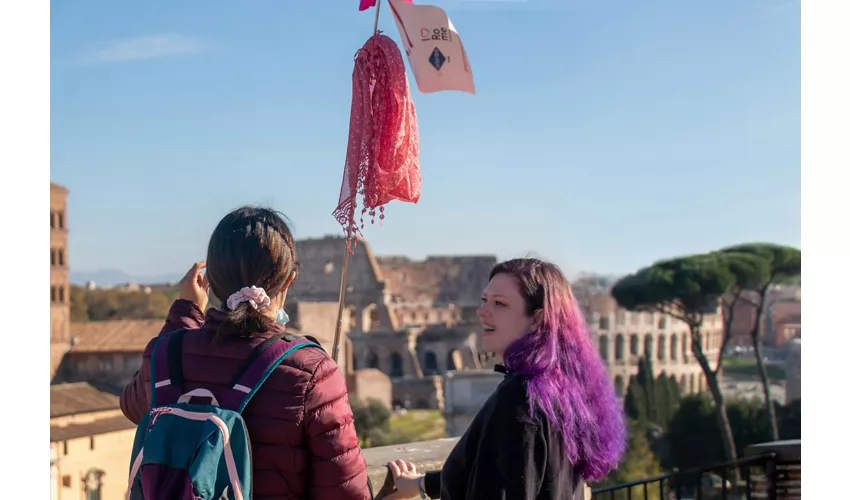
[
  {"left": 283, "top": 269, "right": 297, "bottom": 291},
  {"left": 275, "top": 271, "right": 297, "bottom": 309},
  {"left": 531, "top": 309, "right": 544, "bottom": 331}
]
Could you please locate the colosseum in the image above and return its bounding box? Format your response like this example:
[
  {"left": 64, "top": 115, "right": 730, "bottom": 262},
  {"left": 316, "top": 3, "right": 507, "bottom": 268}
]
[
  {"left": 577, "top": 290, "right": 723, "bottom": 398},
  {"left": 285, "top": 240, "right": 721, "bottom": 407}
]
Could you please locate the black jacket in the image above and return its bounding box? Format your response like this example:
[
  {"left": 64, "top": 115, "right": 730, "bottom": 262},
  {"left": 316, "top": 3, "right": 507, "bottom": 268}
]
[{"left": 423, "top": 365, "right": 586, "bottom": 499}]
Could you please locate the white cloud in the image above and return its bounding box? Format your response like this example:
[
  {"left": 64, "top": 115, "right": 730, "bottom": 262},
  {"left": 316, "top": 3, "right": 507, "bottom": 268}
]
[{"left": 78, "top": 34, "right": 207, "bottom": 65}]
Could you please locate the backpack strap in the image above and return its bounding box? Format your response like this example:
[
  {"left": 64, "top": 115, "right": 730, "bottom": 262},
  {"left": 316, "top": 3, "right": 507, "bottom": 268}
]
[
  {"left": 149, "top": 329, "right": 188, "bottom": 407},
  {"left": 219, "top": 334, "right": 323, "bottom": 413}
]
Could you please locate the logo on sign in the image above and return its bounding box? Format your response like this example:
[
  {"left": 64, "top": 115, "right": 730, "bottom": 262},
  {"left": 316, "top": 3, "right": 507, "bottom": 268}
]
[{"left": 429, "top": 47, "right": 446, "bottom": 71}]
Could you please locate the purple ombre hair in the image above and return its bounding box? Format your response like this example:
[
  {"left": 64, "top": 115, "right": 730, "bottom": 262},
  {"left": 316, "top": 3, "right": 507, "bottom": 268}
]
[{"left": 493, "top": 258, "right": 627, "bottom": 481}]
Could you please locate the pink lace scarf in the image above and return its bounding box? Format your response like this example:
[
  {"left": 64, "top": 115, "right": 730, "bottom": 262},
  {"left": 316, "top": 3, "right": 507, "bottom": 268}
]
[{"left": 332, "top": 33, "right": 421, "bottom": 248}]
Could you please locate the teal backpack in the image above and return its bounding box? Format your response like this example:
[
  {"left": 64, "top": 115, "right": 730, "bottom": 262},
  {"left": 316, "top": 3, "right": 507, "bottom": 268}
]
[{"left": 126, "top": 329, "right": 321, "bottom": 500}]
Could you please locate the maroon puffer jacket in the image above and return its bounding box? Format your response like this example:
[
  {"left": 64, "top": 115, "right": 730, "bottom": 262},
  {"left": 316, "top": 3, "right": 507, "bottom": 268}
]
[{"left": 120, "top": 299, "right": 371, "bottom": 500}]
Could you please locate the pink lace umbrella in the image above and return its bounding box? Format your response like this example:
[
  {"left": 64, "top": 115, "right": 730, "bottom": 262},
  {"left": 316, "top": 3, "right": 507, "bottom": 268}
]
[{"left": 330, "top": 0, "right": 421, "bottom": 362}]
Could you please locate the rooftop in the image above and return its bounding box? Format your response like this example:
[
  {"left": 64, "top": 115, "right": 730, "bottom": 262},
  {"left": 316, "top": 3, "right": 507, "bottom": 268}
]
[
  {"left": 50, "top": 382, "right": 120, "bottom": 418},
  {"left": 70, "top": 319, "right": 162, "bottom": 353},
  {"left": 50, "top": 415, "right": 135, "bottom": 442}
]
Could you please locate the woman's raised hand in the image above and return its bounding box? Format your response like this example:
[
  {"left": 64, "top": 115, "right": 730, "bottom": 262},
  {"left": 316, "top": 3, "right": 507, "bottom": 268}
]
[{"left": 178, "top": 261, "right": 209, "bottom": 311}]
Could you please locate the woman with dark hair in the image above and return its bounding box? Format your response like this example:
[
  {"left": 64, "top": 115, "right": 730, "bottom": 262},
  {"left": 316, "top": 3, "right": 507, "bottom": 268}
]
[
  {"left": 120, "top": 206, "right": 371, "bottom": 500},
  {"left": 384, "top": 258, "right": 627, "bottom": 500}
]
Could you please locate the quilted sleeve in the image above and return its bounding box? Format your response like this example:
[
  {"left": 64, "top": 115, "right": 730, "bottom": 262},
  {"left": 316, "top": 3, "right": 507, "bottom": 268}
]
[
  {"left": 120, "top": 300, "right": 204, "bottom": 423},
  {"left": 303, "top": 357, "right": 371, "bottom": 500},
  {"left": 120, "top": 336, "right": 157, "bottom": 424},
  {"left": 159, "top": 299, "right": 205, "bottom": 335}
]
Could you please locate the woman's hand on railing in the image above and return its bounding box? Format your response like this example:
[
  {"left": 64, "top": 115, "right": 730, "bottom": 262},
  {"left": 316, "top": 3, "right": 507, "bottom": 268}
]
[{"left": 382, "top": 460, "right": 424, "bottom": 499}]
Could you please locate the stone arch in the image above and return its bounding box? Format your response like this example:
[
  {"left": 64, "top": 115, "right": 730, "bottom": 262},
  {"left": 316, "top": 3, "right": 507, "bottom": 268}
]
[
  {"left": 598, "top": 335, "right": 609, "bottom": 361},
  {"left": 390, "top": 352, "right": 404, "bottom": 378},
  {"left": 367, "top": 350, "right": 379, "bottom": 370},
  {"left": 670, "top": 334, "right": 679, "bottom": 361},
  {"left": 657, "top": 334, "right": 667, "bottom": 361},
  {"left": 643, "top": 334, "right": 654, "bottom": 359},
  {"left": 629, "top": 334, "right": 640, "bottom": 356},
  {"left": 362, "top": 303, "right": 381, "bottom": 332},
  {"left": 423, "top": 351, "right": 439, "bottom": 375},
  {"left": 614, "top": 334, "right": 625, "bottom": 361},
  {"left": 682, "top": 334, "right": 689, "bottom": 363},
  {"left": 614, "top": 375, "right": 625, "bottom": 397},
  {"left": 446, "top": 349, "right": 464, "bottom": 371}
]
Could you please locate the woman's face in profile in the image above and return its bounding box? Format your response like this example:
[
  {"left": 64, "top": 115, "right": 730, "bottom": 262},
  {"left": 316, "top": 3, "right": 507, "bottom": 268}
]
[{"left": 477, "top": 273, "right": 534, "bottom": 356}]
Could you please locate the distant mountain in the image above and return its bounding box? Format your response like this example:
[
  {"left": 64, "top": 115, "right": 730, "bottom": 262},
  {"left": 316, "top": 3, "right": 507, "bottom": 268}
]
[{"left": 69, "top": 269, "right": 182, "bottom": 287}]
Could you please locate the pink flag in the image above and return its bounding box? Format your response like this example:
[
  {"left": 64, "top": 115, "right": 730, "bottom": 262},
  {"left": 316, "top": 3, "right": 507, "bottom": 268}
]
[
  {"left": 359, "top": 0, "right": 411, "bottom": 11},
  {"left": 387, "top": 0, "right": 475, "bottom": 94}
]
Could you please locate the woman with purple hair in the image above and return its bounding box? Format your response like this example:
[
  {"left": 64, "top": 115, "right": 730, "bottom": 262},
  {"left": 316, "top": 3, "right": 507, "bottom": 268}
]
[{"left": 384, "top": 258, "right": 627, "bottom": 500}]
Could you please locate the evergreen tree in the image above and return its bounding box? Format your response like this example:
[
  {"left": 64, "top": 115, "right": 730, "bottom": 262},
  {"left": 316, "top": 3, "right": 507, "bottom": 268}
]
[
  {"left": 623, "top": 357, "right": 682, "bottom": 429},
  {"left": 594, "top": 419, "right": 663, "bottom": 500},
  {"left": 668, "top": 374, "right": 682, "bottom": 409},
  {"left": 639, "top": 357, "right": 657, "bottom": 423},
  {"left": 655, "top": 370, "right": 671, "bottom": 425},
  {"left": 624, "top": 374, "right": 646, "bottom": 423}
]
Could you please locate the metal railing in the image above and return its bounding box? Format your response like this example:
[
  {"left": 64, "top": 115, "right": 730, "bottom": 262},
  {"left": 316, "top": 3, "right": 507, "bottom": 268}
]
[{"left": 591, "top": 452, "right": 801, "bottom": 500}]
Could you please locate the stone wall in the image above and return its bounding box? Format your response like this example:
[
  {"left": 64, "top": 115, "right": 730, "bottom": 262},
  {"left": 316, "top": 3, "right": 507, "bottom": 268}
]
[
  {"left": 361, "top": 438, "right": 591, "bottom": 499},
  {"left": 351, "top": 330, "right": 422, "bottom": 377},
  {"left": 290, "top": 300, "right": 351, "bottom": 376},
  {"left": 362, "top": 437, "right": 460, "bottom": 493},
  {"left": 442, "top": 369, "right": 504, "bottom": 437},
  {"left": 50, "top": 344, "right": 71, "bottom": 383},
  {"left": 377, "top": 255, "right": 496, "bottom": 309},
  {"left": 347, "top": 369, "right": 393, "bottom": 409},
  {"left": 58, "top": 351, "right": 143, "bottom": 391},
  {"left": 51, "top": 425, "right": 136, "bottom": 500},
  {"left": 290, "top": 236, "right": 396, "bottom": 332},
  {"left": 350, "top": 325, "right": 482, "bottom": 380},
  {"left": 415, "top": 327, "right": 481, "bottom": 375},
  {"left": 392, "top": 376, "right": 444, "bottom": 409},
  {"left": 389, "top": 303, "right": 462, "bottom": 329},
  {"left": 290, "top": 236, "right": 384, "bottom": 300}
]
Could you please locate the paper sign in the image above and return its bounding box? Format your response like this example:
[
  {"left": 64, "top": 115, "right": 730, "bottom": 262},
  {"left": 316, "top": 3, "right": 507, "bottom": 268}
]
[{"left": 387, "top": 0, "right": 476, "bottom": 94}]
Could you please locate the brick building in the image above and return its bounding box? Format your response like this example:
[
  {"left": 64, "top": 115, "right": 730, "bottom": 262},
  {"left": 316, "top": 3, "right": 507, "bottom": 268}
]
[
  {"left": 50, "top": 383, "right": 136, "bottom": 500},
  {"left": 51, "top": 182, "right": 72, "bottom": 380}
]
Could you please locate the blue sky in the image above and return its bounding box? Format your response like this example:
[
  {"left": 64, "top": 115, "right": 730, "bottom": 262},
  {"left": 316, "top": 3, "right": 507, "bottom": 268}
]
[{"left": 50, "top": 0, "right": 800, "bottom": 279}]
